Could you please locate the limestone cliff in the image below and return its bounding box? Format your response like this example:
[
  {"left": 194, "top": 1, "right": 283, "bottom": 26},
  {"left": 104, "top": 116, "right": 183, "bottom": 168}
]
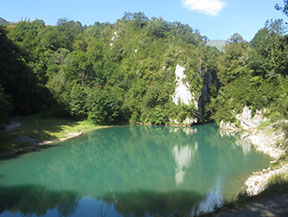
[
  {"left": 171, "top": 64, "right": 218, "bottom": 125},
  {"left": 170, "top": 64, "right": 198, "bottom": 125},
  {"left": 172, "top": 64, "right": 198, "bottom": 108}
]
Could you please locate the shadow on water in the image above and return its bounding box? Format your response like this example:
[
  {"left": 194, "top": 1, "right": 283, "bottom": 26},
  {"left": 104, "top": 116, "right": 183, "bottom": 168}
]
[
  {"left": 0, "top": 184, "right": 209, "bottom": 217},
  {"left": 0, "top": 184, "right": 79, "bottom": 217},
  {"left": 0, "top": 144, "right": 61, "bottom": 162},
  {"left": 102, "top": 190, "right": 205, "bottom": 217}
]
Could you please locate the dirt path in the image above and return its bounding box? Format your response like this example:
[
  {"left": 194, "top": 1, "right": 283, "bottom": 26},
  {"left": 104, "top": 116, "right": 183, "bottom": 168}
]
[{"left": 214, "top": 193, "right": 288, "bottom": 217}]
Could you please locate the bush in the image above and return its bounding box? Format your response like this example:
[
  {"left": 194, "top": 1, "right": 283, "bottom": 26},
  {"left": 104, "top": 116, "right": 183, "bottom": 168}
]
[{"left": 86, "top": 87, "right": 123, "bottom": 124}]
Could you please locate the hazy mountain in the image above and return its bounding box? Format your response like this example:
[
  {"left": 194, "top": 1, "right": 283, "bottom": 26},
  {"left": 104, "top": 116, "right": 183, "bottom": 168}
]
[
  {"left": 207, "top": 40, "right": 226, "bottom": 51},
  {"left": 0, "top": 17, "right": 9, "bottom": 25}
]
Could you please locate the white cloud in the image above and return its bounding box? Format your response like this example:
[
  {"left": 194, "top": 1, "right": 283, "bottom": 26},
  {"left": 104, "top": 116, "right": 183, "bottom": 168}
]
[{"left": 182, "top": 0, "right": 226, "bottom": 16}]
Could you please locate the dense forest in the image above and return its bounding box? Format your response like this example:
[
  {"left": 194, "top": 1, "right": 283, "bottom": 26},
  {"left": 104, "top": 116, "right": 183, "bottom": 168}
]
[{"left": 0, "top": 5, "right": 288, "bottom": 128}]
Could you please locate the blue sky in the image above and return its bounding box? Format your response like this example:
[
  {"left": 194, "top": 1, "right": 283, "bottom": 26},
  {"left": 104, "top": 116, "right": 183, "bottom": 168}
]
[{"left": 1, "top": 0, "right": 287, "bottom": 41}]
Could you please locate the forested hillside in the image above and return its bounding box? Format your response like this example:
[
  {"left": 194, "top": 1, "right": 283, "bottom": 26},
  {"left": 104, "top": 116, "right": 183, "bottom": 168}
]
[
  {"left": 0, "top": 10, "right": 288, "bottom": 128},
  {"left": 210, "top": 20, "right": 288, "bottom": 125},
  {"left": 0, "top": 13, "right": 219, "bottom": 127}
]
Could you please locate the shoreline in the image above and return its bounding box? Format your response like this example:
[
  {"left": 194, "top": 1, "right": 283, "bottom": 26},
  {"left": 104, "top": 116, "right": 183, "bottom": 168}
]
[
  {"left": 0, "top": 125, "right": 112, "bottom": 159},
  {"left": 39, "top": 125, "right": 113, "bottom": 145},
  {"left": 1, "top": 120, "right": 286, "bottom": 196},
  {"left": 220, "top": 121, "right": 287, "bottom": 196}
]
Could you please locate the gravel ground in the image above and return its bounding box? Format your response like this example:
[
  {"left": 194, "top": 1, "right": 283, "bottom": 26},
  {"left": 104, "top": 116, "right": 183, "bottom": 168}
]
[{"left": 214, "top": 193, "right": 288, "bottom": 217}]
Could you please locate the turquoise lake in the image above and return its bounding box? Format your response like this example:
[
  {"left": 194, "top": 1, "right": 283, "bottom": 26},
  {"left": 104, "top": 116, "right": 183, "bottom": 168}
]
[{"left": 0, "top": 124, "right": 270, "bottom": 217}]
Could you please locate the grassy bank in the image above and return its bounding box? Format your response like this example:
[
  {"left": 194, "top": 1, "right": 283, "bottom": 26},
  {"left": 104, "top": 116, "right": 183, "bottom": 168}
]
[{"left": 0, "top": 114, "right": 104, "bottom": 153}]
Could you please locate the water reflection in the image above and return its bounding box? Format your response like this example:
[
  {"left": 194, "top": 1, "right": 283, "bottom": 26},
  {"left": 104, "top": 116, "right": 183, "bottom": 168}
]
[
  {"left": 0, "top": 124, "right": 270, "bottom": 217},
  {"left": 0, "top": 185, "right": 206, "bottom": 217},
  {"left": 236, "top": 134, "right": 252, "bottom": 156},
  {"left": 220, "top": 129, "right": 253, "bottom": 156},
  {"left": 197, "top": 177, "right": 223, "bottom": 213},
  {"left": 102, "top": 190, "right": 204, "bottom": 217},
  {"left": 169, "top": 127, "right": 197, "bottom": 135},
  {"left": 172, "top": 143, "right": 198, "bottom": 185},
  {"left": 0, "top": 185, "right": 78, "bottom": 217}
]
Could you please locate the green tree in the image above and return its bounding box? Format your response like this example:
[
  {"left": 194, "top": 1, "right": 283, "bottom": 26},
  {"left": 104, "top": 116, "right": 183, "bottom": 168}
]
[
  {"left": 69, "top": 84, "right": 88, "bottom": 119},
  {"left": 218, "top": 33, "right": 248, "bottom": 86},
  {"left": 56, "top": 18, "right": 83, "bottom": 50},
  {"left": 250, "top": 19, "right": 288, "bottom": 77},
  {"left": 86, "top": 88, "right": 122, "bottom": 124}
]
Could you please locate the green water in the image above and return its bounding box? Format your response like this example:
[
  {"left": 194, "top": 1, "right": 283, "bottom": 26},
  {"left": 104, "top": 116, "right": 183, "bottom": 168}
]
[{"left": 0, "top": 124, "right": 270, "bottom": 217}]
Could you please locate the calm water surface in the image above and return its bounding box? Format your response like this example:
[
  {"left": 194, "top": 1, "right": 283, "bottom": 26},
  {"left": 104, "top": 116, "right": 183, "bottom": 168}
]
[{"left": 0, "top": 124, "right": 270, "bottom": 217}]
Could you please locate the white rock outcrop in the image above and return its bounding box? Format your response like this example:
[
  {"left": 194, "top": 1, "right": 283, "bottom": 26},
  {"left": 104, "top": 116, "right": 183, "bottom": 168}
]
[
  {"left": 172, "top": 65, "right": 198, "bottom": 108},
  {"left": 247, "top": 130, "right": 285, "bottom": 159},
  {"left": 169, "top": 64, "right": 199, "bottom": 126},
  {"left": 219, "top": 106, "right": 267, "bottom": 132},
  {"left": 219, "top": 107, "right": 288, "bottom": 196},
  {"left": 245, "top": 163, "right": 288, "bottom": 196},
  {"left": 183, "top": 117, "right": 197, "bottom": 125},
  {"left": 236, "top": 106, "right": 267, "bottom": 130},
  {"left": 219, "top": 120, "right": 237, "bottom": 131}
]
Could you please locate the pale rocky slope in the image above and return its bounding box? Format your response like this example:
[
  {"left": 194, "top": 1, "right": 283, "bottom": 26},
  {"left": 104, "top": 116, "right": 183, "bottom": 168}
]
[{"left": 219, "top": 106, "right": 288, "bottom": 196}]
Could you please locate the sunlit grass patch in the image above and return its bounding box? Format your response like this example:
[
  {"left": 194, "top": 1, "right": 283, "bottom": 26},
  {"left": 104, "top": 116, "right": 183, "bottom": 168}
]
[{"left": 0, "top": 114, "right": 102, "bottom": 153}]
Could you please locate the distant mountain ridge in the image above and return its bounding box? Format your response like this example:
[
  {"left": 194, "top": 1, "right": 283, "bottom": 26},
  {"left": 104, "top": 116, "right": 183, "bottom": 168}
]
[
  {"left": 207, "top": 40, "right": 226, "bottom": 51},
  {"left": 0, "top": 17, "right": 9, "bottom": 25}
]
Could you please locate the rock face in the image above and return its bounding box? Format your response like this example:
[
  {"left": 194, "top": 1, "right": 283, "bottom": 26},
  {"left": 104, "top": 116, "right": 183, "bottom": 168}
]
[
  {"left": 171, "top": 64, "right": 198, "bottom": 125},
  {"left": 236, "top": 106, "right": 267, "bottom": 130},
  {"left": 171, "top": 64, "right": 218, "bottom": 124},
  {"left": 172, "top": 64, "right": 198, "bottom": 108},
  {"left": 220, "top": 107, "right": 285, "bottom": 159},
  {"left": 219, "top": 106, "right": 267, "bottom": 131}
]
